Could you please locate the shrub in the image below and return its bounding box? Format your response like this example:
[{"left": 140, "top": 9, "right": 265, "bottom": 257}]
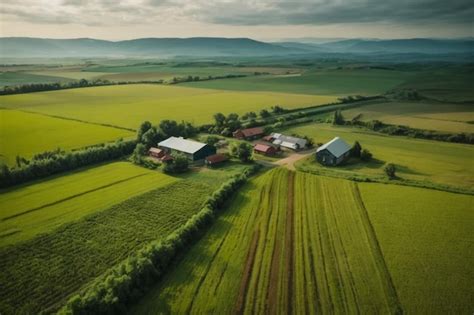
[{"left": 384, "top": 163, "right": 397, "bottom": 179}]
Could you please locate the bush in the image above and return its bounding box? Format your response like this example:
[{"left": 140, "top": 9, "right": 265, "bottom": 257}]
[
  {"left": 230, "top": 142, "right": 253, "bottom": 162},
  {"left": 384, "top": 163, "right": 397, "bottom": 179},
  {"left": 163, "top": 153, "right": 189, "bottom": 174}
]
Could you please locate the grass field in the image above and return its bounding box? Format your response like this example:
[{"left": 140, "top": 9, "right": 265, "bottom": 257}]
[
  {"left": 0, "top": 163, "right": 246, "bottom": 314},
  {"left": 0, "top": 162, "right": 177, "bottom": 246},
  {"left": 0, "top": 71, "right": 69, "bottom": 87},
  {"left": 0, "top": 84, "right": 336, "bottom": 129},
  {"left": 182, "top": 68, "right": 414, "bottom": 96},
  {"left": 343, "top": 101, "right": 474, "bottom": 133},
  {"left": 359, "top": 183, "right": 474, "bottom": 314},
  {"left": 131, "top": 169, "right": 402, "bottom": 314},
  {"left": 288, "top": 123, "right": 474, "bottom": 189},
  {"left": 0, "top": 109, "right": 134, "bottom": 165}
]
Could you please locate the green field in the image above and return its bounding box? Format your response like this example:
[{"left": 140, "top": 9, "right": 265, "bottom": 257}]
[
  {"left": 132, "top": 169, "right": 402, "bottom": 314},
  {"left": 0, "top": 71, "right": 69, "bottom": 87},
  {"left": 0, "top": 162, "right": 246, "bottom": 314},
  {"left": 343, "top": 101, "right": 474, "bottom": 133},
  {"left": 360, "top": 183, "right": 474, "bottom": 314},
  {"left": 0, "top": 84, "right": 336, "bottom": 129},
  {"left": 0, "top": 109, "right": 134, "bottom": 165},
  {"left": 0, "top": 162, "right": 177, "bottom": 246},
  {"left": 288, "top": 123, "right": 474, "bottom": 189},
  {"left": 182, "top": 68, "right": 414, "bottom": 96}
]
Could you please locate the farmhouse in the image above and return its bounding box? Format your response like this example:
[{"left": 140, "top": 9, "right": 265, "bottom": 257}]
[
  {"left": 270, "top": 133, "right": 307, "bottom": 151},
  {"left": 233, "top": 127, "right": 264, "bottom": 140},
  {"left": 316, "top": 137, "right": 351, "bottom": 166},
  {"left": 158, "top": 136, "right": 216, "bottom": 161},
  {"left": 148, "top": 147, "right": 165, "bottom": 159},
  {"left": 254, "top": 143, "right": 277, "bottom": 156},
  {"left": 205, "top": 153, "right": 228, "bottom": 166}
]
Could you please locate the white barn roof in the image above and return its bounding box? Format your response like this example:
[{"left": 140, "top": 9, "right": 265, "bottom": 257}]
[
  {"left": 316, "top": 137, "right": 351, "bottom": 158},
  {"left": 158, "top": 137, "right": 207, "bottom": 154},
  {"left": 271, "top": 133, "right": 307, "bottom": 149}
]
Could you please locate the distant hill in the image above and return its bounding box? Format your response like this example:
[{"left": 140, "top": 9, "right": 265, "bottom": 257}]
[{"left": 0, "top": 37, "right": 472, "bottom": 58}]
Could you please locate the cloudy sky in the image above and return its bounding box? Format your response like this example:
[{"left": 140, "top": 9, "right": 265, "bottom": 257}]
[{"left": 0, "top": 0, "right": 472, "bottom": 40}]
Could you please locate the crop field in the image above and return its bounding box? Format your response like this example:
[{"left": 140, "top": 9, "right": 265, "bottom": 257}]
[
  {"left": 0, "top": 162, "right": 177, "bottom": 247},
  {"left": 343, "top": 101, "right": 474, "bottom": 133},
  {"left": 131, "top": 169, "right": 402, "bottom": 314},
  {"left": 0, "top": 162, "right": 245, "bottom": 314},
  {"left": 182, "top": 68, "right": 415, "bottom": 96},
  {"left": 288, "top": 123, "right": 474, "bottom": 189},
  {"left": 0, "top": 109, "right": 134, "bottom": 166},
  {"left": 0, "top": 84, "right": 336, "bottom": 129},
  {"left": 0, "top": 71, "right": 70, "bottom": 87},
  {"left": 359, "top": 183, "right": 474, "bottom": 314}
]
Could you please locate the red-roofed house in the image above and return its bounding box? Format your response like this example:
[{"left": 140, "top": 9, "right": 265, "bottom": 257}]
[
  {"left": 233, "top": 127, "right": 264, "bottom": 140},
  {"left": 148, "top": 147, "right": 165, "bottom": 159},
  {"left": 254, "top": 143, "right": 277, "bottom": 156},
  {"left": 205, "top": 153, "right": 229, "bottom": 166}
]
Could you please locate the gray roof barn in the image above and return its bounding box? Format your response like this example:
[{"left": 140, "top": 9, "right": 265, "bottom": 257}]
[
  {"left": 158, "top": 136, "right": 216, "bottom": 161},
  {"left": 271, "top": 133, "right": 307, "bottom": 150},
  {"left": 317, "top": 137, "right": 351, "bottom": 158}
]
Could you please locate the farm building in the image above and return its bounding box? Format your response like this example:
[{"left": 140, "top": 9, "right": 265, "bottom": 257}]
[
  {"left": 254, "top": 143, "right": 277, "bottom": 156},
  {"left": 233, "top": 127, "right": 264, "bottom": 140},
  {"left": 270, "top": 133, "right": 308, "bottom": 151},
  {"left": 148, "top": 147, "right": 165, "bottom": 159},
  {"left": 158, "top": 136, "right": 216, "bottom": 161},
  {"left": 316, "top": 137, "right": 351, "bottom": 166},
  {"left": 205, "top": 154, "right": 229, "bottom": 166}
]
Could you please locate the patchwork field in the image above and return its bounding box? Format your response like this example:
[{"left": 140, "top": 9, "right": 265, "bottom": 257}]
[
  {"left": 0, "top": 162, "right": 177, "bottom": 247},
  {"left": 288, "top": 123, "right": 474, "bottom": 189},
  {"left": 0, "top": 84, "right": 336, "bottom": 129},
  {"left": 0, "top": 163, "right": 245, "bottom": 314},
  {"left": 0, "top": 109, "right": 134, "bottom": 166},
  {"left": 131, "top": 169, "right": 403, "bottom": 314},
  {"left": 343, "top": 101, "right": 474, "bottom": 133},
  {"left": 359, "top": 183, "right": 474, "bottom": 314}
]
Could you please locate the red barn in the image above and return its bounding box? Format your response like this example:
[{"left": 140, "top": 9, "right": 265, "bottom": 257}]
[
  {"left": 148, "top": 147, "right": 165, "bottom": 159},
  {"left": 233, "top": 127, "right": 264, "bottom": 140},
  {"left": 254, "top": 143, "right": 277, "bottom": 156},
  {"left": 205, "top": 153, "right": 229, "bottom": 166}
]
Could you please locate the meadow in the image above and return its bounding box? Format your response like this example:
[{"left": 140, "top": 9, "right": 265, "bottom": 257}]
[
  {"left": 288, "top": 123, "right": 474, "bottom": 189},
  {"left": 0, "top": 109, "right": 134, "bottom": 165},
  {"left": 0, "top": 163, "right": 245, "bottom": 314},
  {"left": 343, "top": 100, "right": 474, "bottom": 133},
  {"left": 0, "top": 71, "right": 70, "bottom": 87},
  {"left": 0, "top": 162, "right": 176, "bottom": 246},
  {"left": 359, "top": 183, "right": 474, "bottom": 314},
  {"left": 0, "top": 84, "right": 337, "bottom": 129},
  {"left": 131, "top": 169, "right": 402, "bottom": 314}
]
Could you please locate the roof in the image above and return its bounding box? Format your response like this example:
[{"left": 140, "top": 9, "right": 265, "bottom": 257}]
[
  {"left": 316, "top": 137, "right": 351, "bottom": 158},
  {"left": 205, "top": 153, "right": 228, "bottom": 164},
  {"left": 271, "top": 133, "right": 307, "bottom": 149},
  {"left": 254, "top": 143, "right": 275, "bottom": 153},
  {"left": 160, "top": 154, "right": 173, "bottom": 162},
  {"left": 158, "top": 136, "right": 207, "bottom": 154},
  {"left": 239, "top": 127, "right": 264, "bottom": 137},
  {"left": 148, "top": 147, "right": 163, "bottom": 154}
]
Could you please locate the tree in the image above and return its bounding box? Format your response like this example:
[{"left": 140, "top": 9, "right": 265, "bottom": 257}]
[
  {"left": 213, "top": 113, "right": 226, "bottom": 127},
  {"left": 131, "top": 143, "right": 146, "bottom": 164},
  {"left": 230, "top": 142, "right": 253, "bottom": 162},
  {"left": 259, "top": 109, "right": 271, "bottom": 118},
  {"left": 137, "top": 121, "right": 152, "bottom": 141},
  {"left": 202, "top": 135, "right": 220, "bottom": 147},
  {"left": 142, "top": 128, "right": 158, "bottom": 148},
  {"left": 333, "top": 110, "right": 345, "bottom": 125},
  {"left": 384, "top": 163, "right": 396, "bottom": 179},
  {"left": 271, "top": 105, "right": 285, "bottom": 114},
  {"left": 351, "top": 141, "right": 362, "bottom": 158},
  {"left": 163, "top": 153, "right": 189, "bottom": 173},
  {"left": 360, "top": 149, "right": 372, "bottom": 161}
]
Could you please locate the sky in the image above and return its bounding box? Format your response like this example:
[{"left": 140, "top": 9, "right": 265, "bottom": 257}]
[{"left": 0, "top": 0, "right": 472, "bottom": 40}]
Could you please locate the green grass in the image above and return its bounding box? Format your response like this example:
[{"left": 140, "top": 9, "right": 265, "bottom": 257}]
[
  {"left": 0, "top": 84, "right": 337, "bottom": 129},
  {"left": 343, "top": 101, "right": 474, "bottom": 133},
  {"left": 287, "top": 123, "right": 474, "bottom": 189},
  {"left": 0, "top": 71, "right": 69, "bottom": 87},
  {"left": 0, "top": 162, "right": 177, "bottom": 247},
  {"left": 182, "top": 68, "right": 414, "bottom": 96},
  {"left": 0, "top": 163, "right": 243, "bottom": 314},
  {"left": 131, "top": 169, "right": 401, "bottom": 314},
  {"left": 359, "top": 183, "right": 474, "bottom": 314},
  {"left": 0, "top": 109, "right": 134, "bottom": 166}
]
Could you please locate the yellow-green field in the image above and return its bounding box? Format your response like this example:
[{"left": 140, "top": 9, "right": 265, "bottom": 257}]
[
  {"left": 0, "top": 109, "right": 133, "bottom": 165},
  {"left": 0, "top": 162, "right": 177, "bottom": 246},
  {"left": 343, "top": 101, "right": 474, "bottom": 133},
  {"left": 360, "top": 183, "right": 474, "bottom": 314},
  {"left": 289, "top": 123, "right": 474, "bottom": 189},
  {"left": 0, "top": 84, "right": 337, "bottom": 129}
]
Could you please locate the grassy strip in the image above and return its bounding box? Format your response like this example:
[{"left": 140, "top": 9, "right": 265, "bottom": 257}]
[{"left": 58, "top": 164, "right": 261, "bottom": 314}]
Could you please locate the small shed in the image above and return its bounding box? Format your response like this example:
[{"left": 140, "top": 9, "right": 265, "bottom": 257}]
[
  {"left": 233, "top": 127, "right": 264, "bottom": 140},
  {"left": 205, "top": 154, "right": 229, "bottom": 166},
  {"left": 316, "top": 137, "right": 351, "bottom": 166},
  {"left": 254, "top": 143, "right": 277, "bottom": 156},
  {"left": 148, "top": 147, "right": 165, "bottom": 159}
]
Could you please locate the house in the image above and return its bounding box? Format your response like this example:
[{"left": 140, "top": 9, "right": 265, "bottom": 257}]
[
  {"left": 158, "top": 136, "right": 216, "bottom": 161},
  {"left": 316, "top": 137, "right": 351, "bottom": 166},
  {"left": 254, "top": 143, "right": 277, "bottom": 156},
  {"left": 205, "top": 153, "right": 228, "bottom": 166},
  {"left": 148, "top": 147, "right": 165, "bottom": 159},
  {"left": 233, "top": 127, "right": 264, "bottom": 140},
  {"left": 270, "top": 133, "right": 308, "bottom": 151}
]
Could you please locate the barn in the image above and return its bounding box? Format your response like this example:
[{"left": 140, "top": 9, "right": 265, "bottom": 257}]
[
  {"left": 148, "top": 147, "right": 165, "bottom": 159},
  {"left": 205, "top": 153, "right": 229, "bottom": 166},
  {"left": 316, "top": 137, "right": 351, "bottom": 166},
  {"left": 270, "top": 133, "right": 308, "bottom": 151},
  {"left": 233, "top": 127, "right": 264, "bottom": 140},
  {"left": 254, "top": 143, "right": 277, "bottom": 156},
  {"left": 158, "top": 136, "right": 216, "bottom": 161}
]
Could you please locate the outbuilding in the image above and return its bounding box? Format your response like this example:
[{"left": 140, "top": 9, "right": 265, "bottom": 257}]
[
  {"left": 233, "top": 127, "right": 264, "bottom": 140},
  {"left": 205, "top": 153, "right": 229, "bottom": 166},
  {"left": 270, "top": 133, "right": 308, "bottom": 151},
  {"left": 148, "top": 147, "right": 165, "bottom": 159},
  {"left": 316, "top": 137, "right": 351, "bottom": 166},
  {"left": 254, "top": 143, "right": 277, "bottom": 156},
  {"left": 158, "top": 136, "right": 216, "bottom": 161}
]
